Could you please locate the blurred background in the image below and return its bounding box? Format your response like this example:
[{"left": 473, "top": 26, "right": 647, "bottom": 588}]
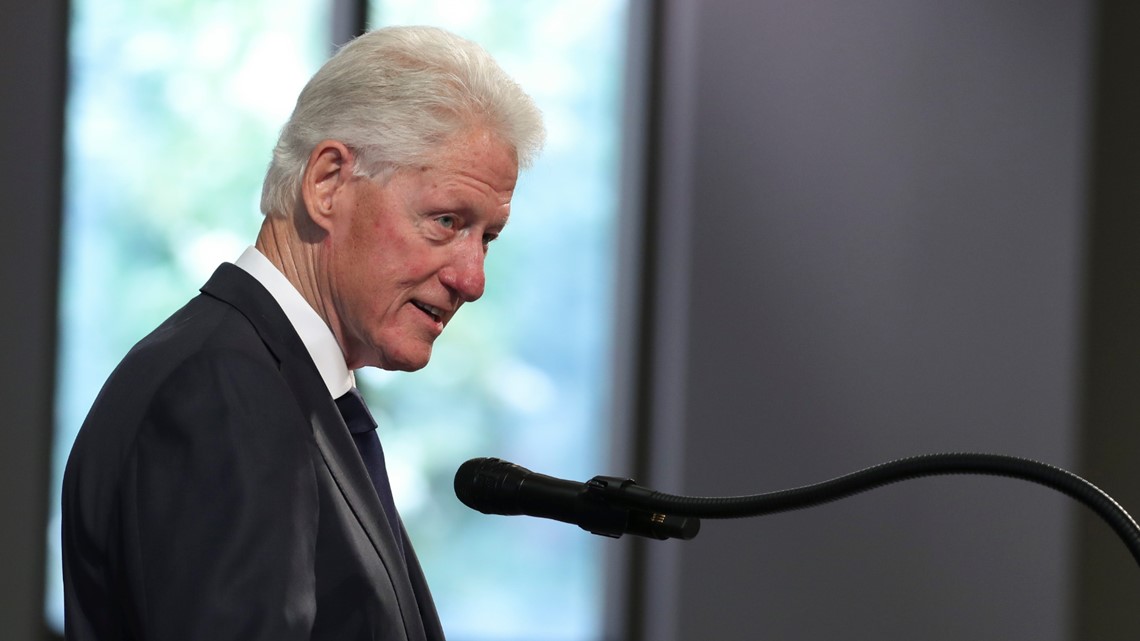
[{"left": 4, "top": 1, "right": 1140, "bottom": 640}]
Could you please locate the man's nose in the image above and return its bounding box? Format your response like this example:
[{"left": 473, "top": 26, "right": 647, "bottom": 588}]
[{"left": 439, "top": 240, "right": 486, "bottom": 302}]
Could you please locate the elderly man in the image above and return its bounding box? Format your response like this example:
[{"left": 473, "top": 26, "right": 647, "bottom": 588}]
[{"left": 61, "top": 26, "right": 544, "bottom": 641}]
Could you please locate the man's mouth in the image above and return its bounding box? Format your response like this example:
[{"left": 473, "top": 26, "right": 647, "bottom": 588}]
[{"left": 412, "top": 300, "right": 444, "bottom": 323}]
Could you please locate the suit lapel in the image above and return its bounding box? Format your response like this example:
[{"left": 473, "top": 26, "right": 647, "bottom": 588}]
[{"left": 201, "top": 264, "right": 430, "bottom": 641}]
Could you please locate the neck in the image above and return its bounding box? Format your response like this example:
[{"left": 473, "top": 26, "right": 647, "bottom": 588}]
[{"left": 254, "top": 214, "right": 343, "bottom": 348}]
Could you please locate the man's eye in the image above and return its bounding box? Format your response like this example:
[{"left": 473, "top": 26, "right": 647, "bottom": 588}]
[{"left": 437, "top": 215, "right": 457, "bottom": 229}]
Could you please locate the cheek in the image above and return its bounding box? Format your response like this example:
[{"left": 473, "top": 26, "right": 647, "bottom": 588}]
[
  {"left": 399, "top": 253, "right": 438, "bottom": 280},
  {"left": 339, "top": 208, "right": 437, "bottom": 300},
  {"left": 349, "top": 247, "right": 422, "bottom": 320}
]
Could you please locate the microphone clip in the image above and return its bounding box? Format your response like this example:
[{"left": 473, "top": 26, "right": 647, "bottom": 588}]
[{"left": 583, "top": 476, "right": 701, "bottom": 541}]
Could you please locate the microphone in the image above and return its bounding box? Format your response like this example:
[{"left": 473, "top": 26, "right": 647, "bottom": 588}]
[{"left": 454, "top": 457, "right": 699, "bottom": 540}]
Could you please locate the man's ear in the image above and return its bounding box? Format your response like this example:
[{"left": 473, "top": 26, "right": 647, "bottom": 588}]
[{"left": 301, "top": 140, "right": 355, "bottom": 233}]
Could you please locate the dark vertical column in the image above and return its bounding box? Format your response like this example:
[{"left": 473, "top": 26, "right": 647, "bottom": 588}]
[
  {"left": 332, "top": 0, "right": 368, "bottom": 48},
  {"left": 0, "top": 1, "right": 68, "bottom": 640},
  {"left": 632, "top": 0, "right": 703, "bottom": 639},
  {"left": 606, "top": 1, "right": 663, "bottom": 639},
  {"left": 1073, "top": 3, "right": 1140, "bottom": 638}
]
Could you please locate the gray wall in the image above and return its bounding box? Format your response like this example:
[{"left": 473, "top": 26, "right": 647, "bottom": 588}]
[{"left": 637, "top": 1, "right": 1140, "bottom": 640}]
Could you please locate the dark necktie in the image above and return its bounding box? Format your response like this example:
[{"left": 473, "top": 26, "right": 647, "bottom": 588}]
[{"left": 335, "top": 387, "right": 404, "bottom": 557}]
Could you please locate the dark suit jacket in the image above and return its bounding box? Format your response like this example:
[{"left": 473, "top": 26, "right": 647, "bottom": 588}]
[{"left": 62, "top": 263, "right": 445, "bottom": 641}]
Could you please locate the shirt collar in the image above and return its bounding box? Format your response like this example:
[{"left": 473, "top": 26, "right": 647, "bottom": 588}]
[{"left": 233, "top": 246, "right": 355, "bottom": 398}]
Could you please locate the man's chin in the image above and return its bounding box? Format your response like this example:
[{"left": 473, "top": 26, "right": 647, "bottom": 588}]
[{"left": 375, "top": 346, "right": 433, "bottom": 372}]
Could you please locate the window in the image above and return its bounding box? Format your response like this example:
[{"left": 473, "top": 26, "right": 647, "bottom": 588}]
[{"left": 48, "top": 1, "right": 631, "bottom": 638}]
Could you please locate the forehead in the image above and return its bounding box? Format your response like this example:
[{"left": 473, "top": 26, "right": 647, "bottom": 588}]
[{"left": 422, "top": 128, "right": 519, "bottom": 195}]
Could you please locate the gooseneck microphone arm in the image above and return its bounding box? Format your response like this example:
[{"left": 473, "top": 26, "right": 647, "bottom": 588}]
[{"left": 455, "top": 453, "right": 1140, "bottom": 566}]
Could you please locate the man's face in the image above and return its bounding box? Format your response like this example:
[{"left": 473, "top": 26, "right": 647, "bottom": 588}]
[{"left": 323, "top": 127, "right": 519, "bottom": 371}]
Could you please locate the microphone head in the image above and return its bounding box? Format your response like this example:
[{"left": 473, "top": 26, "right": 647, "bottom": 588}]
[{"left": 453, "top": 457, "right": 531, "bottom": 515}]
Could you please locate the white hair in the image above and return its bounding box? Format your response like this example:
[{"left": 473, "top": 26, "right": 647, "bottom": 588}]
[{"left": 260, "top": 25, "right": 545, "bottom": 217}]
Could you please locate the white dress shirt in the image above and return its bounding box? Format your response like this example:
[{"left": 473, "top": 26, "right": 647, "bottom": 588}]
[{"left": 233, "top": 246, "right": 354, "bottom": 398}]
